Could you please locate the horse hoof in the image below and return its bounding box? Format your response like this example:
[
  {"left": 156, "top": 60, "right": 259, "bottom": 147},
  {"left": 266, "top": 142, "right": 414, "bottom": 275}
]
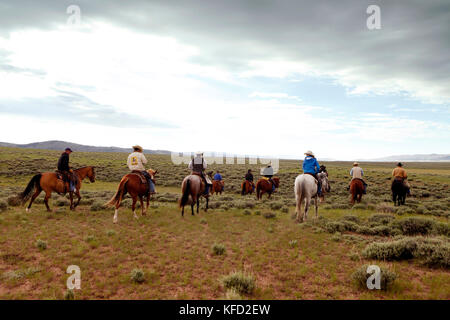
[{"left": 26, "top": 208, "right": 30, "bottom": 213}]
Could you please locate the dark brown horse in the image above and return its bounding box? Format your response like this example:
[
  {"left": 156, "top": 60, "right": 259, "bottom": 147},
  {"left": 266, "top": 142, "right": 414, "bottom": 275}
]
[
  {"left": 256, "top": 177, "right": 280, "bottom": 200},
  {"left": 179, "top": 173, "right": 209, "bottom": 216},
  {"left": 392, "top": 178, "right": 407, "bottom": 206},
  {"left": 211, "top": 180, "right": 224, "bottom": 195},
  {"left": 350, "top": 178, "right": 364, "bottom": 204},
  {"left": 105, "top": 169, "right": 157, "bottom": 223},
  {"left": 241, "top": 180, "right": 255, "bottom": 195},
  {"left": 19, "top": 166, "right": 96, "bottom": 212}
]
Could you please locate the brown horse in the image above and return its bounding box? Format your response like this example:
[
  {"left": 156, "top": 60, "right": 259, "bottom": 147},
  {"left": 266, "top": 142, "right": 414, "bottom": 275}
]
[
  {"left": 211, "top": 180, "right": 224, "bottom": 195},
  {"left": 19, "top": 166, "right": 96, "bottom": 212},
  {"left": 105, "top": 169, "right": 157, "bottom": 223},
  {"left": 241, "top": 180, "right": 255, "bottom": 195},
  {"left": 179, "top": 174, "right": 209, "bottom": 216},
  {"left": 350, "top": 178, "right": 364, "bottom": 204},
  {"left": 256, "top": 177, "right": 280, "bottom": 200}
]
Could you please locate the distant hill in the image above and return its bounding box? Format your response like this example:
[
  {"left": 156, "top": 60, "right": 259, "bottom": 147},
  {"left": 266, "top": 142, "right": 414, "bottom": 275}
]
[
  {"left": 369, "top": 154, "right": 450, "bottom": 162},
  {"left": 0, "top": 140, "right": 171, "bottom": 155}
]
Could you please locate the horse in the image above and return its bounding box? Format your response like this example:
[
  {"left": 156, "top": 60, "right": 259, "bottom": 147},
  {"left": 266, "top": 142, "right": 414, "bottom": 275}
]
[
  {"left": 105, "top": 169, "right": 157, "bottom": 223},
  {"left": 294, "top": 172, "right": 329, "bottom": 222},
  {"left": 18, "top": 166, "right": 96, "bottom": 212},
  {"left": 392, "top": 178, "right": 407, "bottom": 206},
  {"left": 241, "top": 180, "right": 255, "bottom": 195},
  {"left": 256, "top": 177, "right": 280, "bottom": 200},
  {"left": 349, "top": 178, "right": 364, "bottom": 204},
  {"left": 179, "top": 173, "right": 209, "bottom": 216},
  {"left": 211, "top": 180, "right": 224, "bottom": 195}
]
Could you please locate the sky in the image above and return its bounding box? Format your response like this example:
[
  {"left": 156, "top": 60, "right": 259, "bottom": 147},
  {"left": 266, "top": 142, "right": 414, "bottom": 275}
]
[{"left": 0, "top": 0, "right": 449, "bottom": 160}]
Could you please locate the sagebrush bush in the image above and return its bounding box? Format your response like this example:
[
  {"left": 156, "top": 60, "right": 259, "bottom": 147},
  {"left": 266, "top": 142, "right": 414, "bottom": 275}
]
[
  {"left": 341, "top": 215, "right": 360, "bottom": 223},
  {"left": 225, "top": 289, "right": 242, "bottom": 300},
  {"left": 7, "top": 196, "right": 21, "bottom": 207},
  {"left": 262, "top": 211, "right": 276, "bottom": 219},
  {"left": 376, "top": 203, "right": 395, "bottom": 213},
  {"left": 368, "top": 214, "right": 395, "bottom": 225},
  {"left": 130, "top": 269, "right": 145, "bottom": 283},
  {"left": 0, "top": 199, "right": 7, "bottom": 212},
  {"left": 221, "top": 271, "right": 256, "bottom": 295},
  {"left": 362, "top": 237, "right": 449, "bottom": 268},
  {"left": 64, "top": 289, "right": 75, "bottom": 300},
  {"left": 391, "top": 217, "right": 447, "bottom": 236},
  {"left": 90, "top": 201, "right": 106, "bottom": 211},
  {"left": 36, "top": 239, "right": 47, "bottom": 251},
  {"left": 351, "top": 265, "right": 397, "bottom": 290},
  {"left": 212, "top": 243, "right": 226, "bottom": 255}
]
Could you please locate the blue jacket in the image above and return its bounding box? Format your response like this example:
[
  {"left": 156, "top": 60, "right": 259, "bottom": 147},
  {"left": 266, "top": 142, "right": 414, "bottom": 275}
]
[
  {"left": 303, "top": 156, "right": 320, "bottom": 174},
  {"left": 213, "top": 173, "right": 222, "bottom": 180}
]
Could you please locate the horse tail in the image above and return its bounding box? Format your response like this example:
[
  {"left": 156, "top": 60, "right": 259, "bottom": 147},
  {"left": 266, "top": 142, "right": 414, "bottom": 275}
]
[
  {"left": 18, "top": 174, "right": 41, "bottom": 204},
  {"left": 105, "top": 177, "right": 128, "bottom": 207},
  {"left": 179, "top": 179, "right": 191, "bottom": 208}
]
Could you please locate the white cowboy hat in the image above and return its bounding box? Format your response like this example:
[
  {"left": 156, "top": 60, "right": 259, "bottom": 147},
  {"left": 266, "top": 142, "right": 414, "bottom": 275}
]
[
  {"left": 195, "top": 151, "right": 204, "bottom": 156},
  {"left": 132, "top": 145, "right": 143, "bottom": 152},
  {"left": 353, "top": 162, "right": 359, "bottom": 166},
  {"left": 304, "top": 150, "right": 314, "bottom": 156}
]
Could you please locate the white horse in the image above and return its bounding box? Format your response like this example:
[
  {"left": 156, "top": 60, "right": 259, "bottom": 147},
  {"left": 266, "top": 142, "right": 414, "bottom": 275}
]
[{"left": 294, "top": 172, "right": 329, "bottom": 222}]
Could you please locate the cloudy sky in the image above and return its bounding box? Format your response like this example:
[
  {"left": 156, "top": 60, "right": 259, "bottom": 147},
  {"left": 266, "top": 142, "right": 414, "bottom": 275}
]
[{"left": 0, "top": 0, "right": 449, "bottom": 160}]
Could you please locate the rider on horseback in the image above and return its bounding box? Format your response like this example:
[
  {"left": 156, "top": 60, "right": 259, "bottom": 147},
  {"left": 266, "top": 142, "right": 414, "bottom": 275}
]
[
  {"left": 188, "top": 152, "right": 212, "bottom": 195},
  {"left": 302, "top": 150, "right": 322, "bottom": 196},
  {"left": 127, "top": 145, "right": 156, "bottom": 195},
  {"left": 350, "top": 162, "right": 367, "bottom": 194},
  {"left": 261, "top": 165, "right": 276, "bottom": 192},
  {"left": 392, "top": 162, "right": 411, "bottom": 196},
  {"left": 243, "top": 169, "right": 255, "bottom": 194},
  {"left": 213, "top": 170, "right": 224, "bottom": 191},
  {"left": 57, "top": 147, "right": 76, "bottom": 192}
]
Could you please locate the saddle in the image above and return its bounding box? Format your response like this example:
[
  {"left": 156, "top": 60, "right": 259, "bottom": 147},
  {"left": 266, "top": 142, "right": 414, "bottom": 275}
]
[{"left": 131, "top": 170, "right": 147, "bottom": 184}]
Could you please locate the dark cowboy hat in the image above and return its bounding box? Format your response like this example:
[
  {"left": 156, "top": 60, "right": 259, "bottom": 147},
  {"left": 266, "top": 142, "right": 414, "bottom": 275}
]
[
  {"left": 65, "top": 147, "right": 73, "bottom": 152},
  {"left": 397, "top": 162, "right": 403, "bottom": 167}
]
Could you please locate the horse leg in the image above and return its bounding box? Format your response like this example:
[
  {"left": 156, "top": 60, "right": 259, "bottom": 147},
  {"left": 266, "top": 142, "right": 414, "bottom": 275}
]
[
  {"left": 315, "top": 196, "right": 318, "bottom": 219},
  {"left": 113, "top": 202, "right": 120, "bottom": 223},
  {"left": 144, "top": 195, "right": 150, "bottom": 215},
  {"left": 131, "top": 196, "right": 138, "bottom": 219},
  {"left": 304, "top": 197, "right": 310, "bottom": 222},
  {"left": 44, "top": 191, "right": 51, "bottom": 212},
  {"left": 205, "top": 196, "right": 209, "bottom": 212},
  {"left": 25, "top": 186, "right": 42, "bottom": 213},
  {"left": 139, "top": 196, "right": 145, "bottom": 216},
  {"left": 196, "top": 197, "right": 200, "bottom": 214},
  {"left": 74, "top": 190, "right": 81, "bottom": 208},
  {"left": 69, "top": 191, "right": 74, "bottom": 210}
]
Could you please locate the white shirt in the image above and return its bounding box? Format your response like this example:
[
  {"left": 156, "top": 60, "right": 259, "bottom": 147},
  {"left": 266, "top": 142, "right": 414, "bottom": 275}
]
[
  {"left": 127, "top": 152, "right": 148, "bottom": 171},
  {"left": 188, "top": 156, "right": 207, "bottom": 170}
]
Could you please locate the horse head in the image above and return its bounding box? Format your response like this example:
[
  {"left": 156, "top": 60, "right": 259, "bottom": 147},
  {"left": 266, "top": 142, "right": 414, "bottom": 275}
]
[
  {"left": 273, "top": 177, "right": 280, "bottom": 188},
  {"left": 87, "top": 166, "right": 96, "bottom": 183},
  {"left": 147, "top": 169, "right": 158, "bottom": 182},
  {"left": 317, "top": 172, "right": 330, "bottom": 192}
]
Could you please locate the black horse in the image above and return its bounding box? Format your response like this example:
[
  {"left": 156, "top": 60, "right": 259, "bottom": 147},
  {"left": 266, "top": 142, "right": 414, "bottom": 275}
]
[{"left": 391, "top": 178, "right": 407, "bottom": 206}]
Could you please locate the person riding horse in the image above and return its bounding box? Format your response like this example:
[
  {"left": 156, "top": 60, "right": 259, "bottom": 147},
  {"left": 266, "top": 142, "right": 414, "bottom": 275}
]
[
  {"left": 392, "top": 162, "right": 411, "bottom": 196},
  {"left": 188, "top": 152, "right": 212, "bottom": 194},
  {"left": 213, "top": 170, "right": 224, "bottom": 191},
  {"left": 57, "top": 147, "right": 76, "bottom": 192},
  {"left": 350, "top": 162, "right": 367, "bottom": 194},
  {"left": 242, "top": 169, "right": 255, "bottom": 195},
  {"left": 302, "top": 150, "right": 322, "bottom": 196},
  {"left": 127, "top": 145, "right": 156, "bottom": 195},
  {"left": 261, "top": 165, "right": 276, "bottom": 192}
]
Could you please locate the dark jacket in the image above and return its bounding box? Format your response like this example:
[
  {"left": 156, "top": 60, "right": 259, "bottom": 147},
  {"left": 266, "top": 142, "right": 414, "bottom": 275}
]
[
  {"left": 57, "top": 152, "right": 70, "bottom": 171},
  {"left": 245, "top": 173, "right": 254, "bottom": 181}
]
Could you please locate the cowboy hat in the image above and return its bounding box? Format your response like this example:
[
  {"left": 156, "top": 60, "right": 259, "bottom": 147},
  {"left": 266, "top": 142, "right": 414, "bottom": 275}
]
[
  {"left": 195, "top": 151, "right": 204, "bottom": 156},
  {"left": 353, "top": 162, "right": 359, "bottom": 166},
  {"left": 132, "top": 145, "right": 143, "bottom": 152},
  {"left": 304, "top": 150, "right": 314, "bottom": 156}
]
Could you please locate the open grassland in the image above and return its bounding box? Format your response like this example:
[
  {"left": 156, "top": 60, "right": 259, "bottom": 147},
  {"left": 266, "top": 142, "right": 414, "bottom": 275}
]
[{"left": 0, "top": 147, "right": 449, "bottom": 299}]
